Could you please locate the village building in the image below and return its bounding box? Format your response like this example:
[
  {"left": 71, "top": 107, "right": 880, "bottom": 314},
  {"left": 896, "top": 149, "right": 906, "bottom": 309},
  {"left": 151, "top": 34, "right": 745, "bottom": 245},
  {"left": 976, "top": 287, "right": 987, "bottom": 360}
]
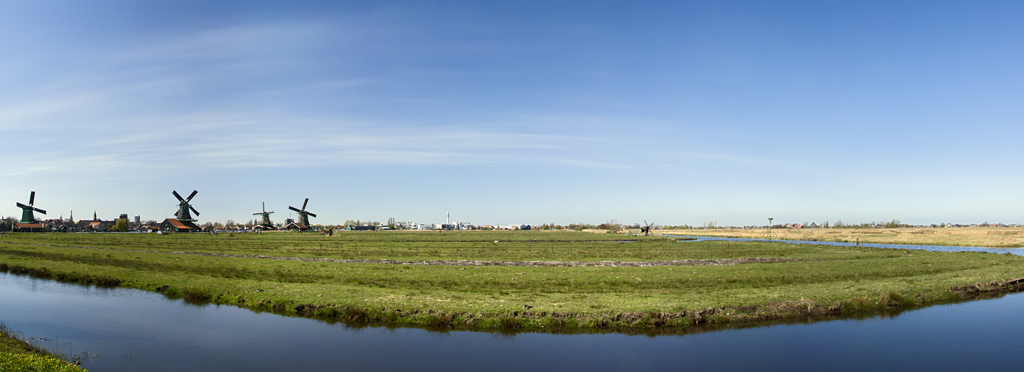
[
  {"left": 160, "top": 218, "right": 200, "bottom": 233},
  {"left": 284, "top": 222, "right": 309, "bottom": 231},
  {"left": 13, "top": 222, "right": 47, "bottom": 232}
]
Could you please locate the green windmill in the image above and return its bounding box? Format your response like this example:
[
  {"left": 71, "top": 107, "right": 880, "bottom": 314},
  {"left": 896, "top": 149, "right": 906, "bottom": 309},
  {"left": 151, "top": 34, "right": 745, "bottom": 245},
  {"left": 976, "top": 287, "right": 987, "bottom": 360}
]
[
  {"left": 254, "top": 202, "right": 275, "bottom": 229},
  {"left": 288, "top": 198, "right": 317, "bottom": 228},
  {"left": 172, "top": 190, "right": 200, "bottom": 222},
  {"left": 16, "top": 191, "right": 46, "bottom": 223}
]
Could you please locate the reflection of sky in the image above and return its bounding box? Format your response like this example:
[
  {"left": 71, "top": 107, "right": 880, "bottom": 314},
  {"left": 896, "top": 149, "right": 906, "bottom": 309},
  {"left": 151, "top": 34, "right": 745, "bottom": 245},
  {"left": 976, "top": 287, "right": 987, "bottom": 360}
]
[
  {"left": 3, "top": 271, "right": 1024, "bottom": 371},
  {"left": 3, "top": 1, "right": 1024, "bottom": 226}
]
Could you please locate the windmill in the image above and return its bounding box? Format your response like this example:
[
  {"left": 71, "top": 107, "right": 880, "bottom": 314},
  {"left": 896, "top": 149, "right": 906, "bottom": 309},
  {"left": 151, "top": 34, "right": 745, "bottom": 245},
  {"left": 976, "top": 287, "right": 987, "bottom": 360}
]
[
  {"left": 172, "top": 190, "right": 200, "bottom": 222},
  {"left": 253, "top": 202, "right": 275, "bottom": 229},
  {"left": 157, "top": 190, "right": 202, "bottom": 233},
  {"left": 640, "top": 220, "right": 654, "bottom": 236},
  {"left": 16, "top": 191, "right": 46, "bottom": 223},
  {"left": 288, "top": 198, "right": 317, "bottom": 229}
]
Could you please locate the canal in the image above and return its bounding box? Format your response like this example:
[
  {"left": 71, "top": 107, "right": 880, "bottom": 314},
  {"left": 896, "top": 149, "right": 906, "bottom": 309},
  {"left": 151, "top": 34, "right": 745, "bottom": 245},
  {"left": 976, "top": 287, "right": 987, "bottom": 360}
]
[{"left": 2, "top": 271, "right": 1022, "bottom": 371}]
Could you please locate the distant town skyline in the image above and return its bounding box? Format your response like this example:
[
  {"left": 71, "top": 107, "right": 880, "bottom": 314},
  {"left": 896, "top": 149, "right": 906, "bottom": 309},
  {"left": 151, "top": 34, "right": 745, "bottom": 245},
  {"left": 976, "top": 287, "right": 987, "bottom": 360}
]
[{"left": 3, "top": 1, "right": 1023, "bottom": 227}]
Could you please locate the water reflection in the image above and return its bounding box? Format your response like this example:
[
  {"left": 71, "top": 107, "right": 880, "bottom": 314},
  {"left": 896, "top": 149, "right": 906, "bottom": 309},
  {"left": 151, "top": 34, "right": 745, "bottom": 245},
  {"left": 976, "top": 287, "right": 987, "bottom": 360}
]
[{"left": 2, "top": 272, "right": 1024, "bottom": 371}]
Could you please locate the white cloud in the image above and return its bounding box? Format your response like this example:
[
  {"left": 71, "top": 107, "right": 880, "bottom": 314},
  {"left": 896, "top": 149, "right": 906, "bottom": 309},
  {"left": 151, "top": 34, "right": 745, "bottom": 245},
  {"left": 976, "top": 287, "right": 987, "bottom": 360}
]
[{"left": 0, "top": 93, "right": 101, "bottom": 129}]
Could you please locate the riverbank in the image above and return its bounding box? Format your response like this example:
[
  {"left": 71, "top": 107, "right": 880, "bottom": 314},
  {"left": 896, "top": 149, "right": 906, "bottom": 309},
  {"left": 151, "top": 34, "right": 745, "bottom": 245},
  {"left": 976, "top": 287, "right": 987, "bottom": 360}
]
[
  {"left": 2, "top": 231, "right": 1024, "bottom": 334},
  {"left": 662, "top": 226, "right": 1024, "bottom": 247},
  {"left": 0, "top": 324, "right": 86, "bottom": 372}
]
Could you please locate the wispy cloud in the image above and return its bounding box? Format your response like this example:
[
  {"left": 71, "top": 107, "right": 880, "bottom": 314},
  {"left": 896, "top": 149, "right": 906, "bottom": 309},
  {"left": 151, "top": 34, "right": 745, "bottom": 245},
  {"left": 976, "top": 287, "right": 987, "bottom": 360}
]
[
  {"left": 4, "top": 103, "right": 622, "bottom": 176},
  {"left": 1, "top": 153, "right": 136, "bottom": 178},
  {"left": 0, "top": 93, "right": 101, "bottom": 129},
  {"left": 161, "top": 123, "right": 602, "bottom": 168}
]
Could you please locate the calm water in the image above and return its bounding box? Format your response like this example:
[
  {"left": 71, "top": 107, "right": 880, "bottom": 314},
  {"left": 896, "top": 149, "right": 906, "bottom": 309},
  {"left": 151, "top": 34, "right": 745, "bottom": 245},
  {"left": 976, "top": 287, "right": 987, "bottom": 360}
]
[
  {"left": 1, "top": 273, "right": 1022, "bottom": 371},
  {"left": 677, "top": 235, "right": 1024, "bottom": 255}
]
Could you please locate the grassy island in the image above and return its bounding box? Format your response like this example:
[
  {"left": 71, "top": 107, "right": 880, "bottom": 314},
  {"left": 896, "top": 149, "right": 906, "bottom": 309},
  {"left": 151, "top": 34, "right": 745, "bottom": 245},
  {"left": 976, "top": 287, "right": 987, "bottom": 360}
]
[{"left": 1, "top": 231, "right": 1023, "bottom": 334}]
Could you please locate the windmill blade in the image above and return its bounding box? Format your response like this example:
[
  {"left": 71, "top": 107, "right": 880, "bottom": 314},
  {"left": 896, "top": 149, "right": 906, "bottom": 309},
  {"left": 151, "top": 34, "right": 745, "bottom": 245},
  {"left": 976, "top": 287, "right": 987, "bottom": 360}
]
[
  {"left": 307, "top": 212, "right": 317, "bottom": 218},
  {"left": 289, "top": 206, "right": 302, "bottom": 213},
  {"left": 17, "top": 202, "right": 30, "bottom": 209},
  {"left": 302, "top": 198, "right": 309, "bottom": 211},
  {"left": 34, "top": 207, "right": 46, "bottom": 215},
  {"left": 190, "top": 205, "right": 200, "bottom": 216},
  {"left": 254, "top": 212, "right": 262, "bottom": 216},
  {"left": 186, "top": 190, "right": 198, "bottom": 202},
  {"left": 267, "top": 211, "right": 274, "bottom": 214},
  {"left": 29, "top": 191, "right": 36, "bottom": 206},
  {"left": 173, "top": 190, "right": 185, "bottom": 202}
]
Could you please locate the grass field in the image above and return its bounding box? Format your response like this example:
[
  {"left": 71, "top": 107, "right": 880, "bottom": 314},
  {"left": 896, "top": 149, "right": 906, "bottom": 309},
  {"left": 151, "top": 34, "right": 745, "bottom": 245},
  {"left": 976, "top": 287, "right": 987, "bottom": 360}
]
[
  {"left": 2, "top": 230, "right": 1024, "bottom": 334},
  {"left": 664, "top": 226, "right": 1024, "bottom": 247}
]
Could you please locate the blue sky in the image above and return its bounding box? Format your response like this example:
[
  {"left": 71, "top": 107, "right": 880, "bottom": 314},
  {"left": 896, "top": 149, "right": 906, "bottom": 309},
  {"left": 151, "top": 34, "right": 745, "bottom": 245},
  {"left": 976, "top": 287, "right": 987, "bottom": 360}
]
[{"left": 2, "top": 1, "right": 1023, "bottom": 227}]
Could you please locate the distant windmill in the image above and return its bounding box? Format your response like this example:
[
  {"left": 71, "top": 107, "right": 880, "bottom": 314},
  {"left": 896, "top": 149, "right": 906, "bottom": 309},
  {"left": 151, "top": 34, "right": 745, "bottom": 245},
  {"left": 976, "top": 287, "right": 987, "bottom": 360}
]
[
  {"left": 172, "top": 190, "right": 200, "bottom": 223},
  {"left": 640, "top": 220, "right": 654, "bottom": 236},
  {"left": 16, "top": 191, "right": 46, "bottom": 223},
  {"left": 254, "top": 202, "right": 275, "bottom": 229},
  {"left": 288, "top": 198, "right": 317, "bottom": 228}
]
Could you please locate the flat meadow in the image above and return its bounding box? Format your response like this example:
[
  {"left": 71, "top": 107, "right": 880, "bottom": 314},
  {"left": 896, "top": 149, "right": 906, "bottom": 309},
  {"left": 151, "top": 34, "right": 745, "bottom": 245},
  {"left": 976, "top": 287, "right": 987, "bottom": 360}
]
[{"left": 1, "top": 230, "right": 1023, "bottom": 333}]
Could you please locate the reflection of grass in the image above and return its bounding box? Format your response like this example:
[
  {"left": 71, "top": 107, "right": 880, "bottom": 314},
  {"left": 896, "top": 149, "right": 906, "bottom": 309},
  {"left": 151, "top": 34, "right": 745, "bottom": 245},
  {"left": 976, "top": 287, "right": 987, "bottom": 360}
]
[
  {"left": 0, "top": 324, "right": 86, "bottom": 371},
  {"left": 1, "top": 231, "right": 1024, "bottom": 334},
  {"left": 666, "top": 227, "right": 1024, "bottom": 247}
]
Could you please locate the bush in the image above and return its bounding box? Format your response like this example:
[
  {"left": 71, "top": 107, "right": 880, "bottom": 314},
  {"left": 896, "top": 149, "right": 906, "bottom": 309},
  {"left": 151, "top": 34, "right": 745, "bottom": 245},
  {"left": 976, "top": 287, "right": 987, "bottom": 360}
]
[{"left": 110, "top": 219, "right": 129, "bottom": 232}]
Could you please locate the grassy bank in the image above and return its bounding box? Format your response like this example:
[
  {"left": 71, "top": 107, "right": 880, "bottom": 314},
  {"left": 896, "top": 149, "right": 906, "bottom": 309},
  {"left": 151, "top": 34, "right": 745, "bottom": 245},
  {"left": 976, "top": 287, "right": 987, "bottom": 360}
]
[
  {"left": 2, "top": 231, "right": 1024, "bottom": 334},
  {"left": 664, "top": 226, "right": 1024, "bottom": 247},
  {"left": 0, "top": 324, "right": 86, "bottom": 372}
]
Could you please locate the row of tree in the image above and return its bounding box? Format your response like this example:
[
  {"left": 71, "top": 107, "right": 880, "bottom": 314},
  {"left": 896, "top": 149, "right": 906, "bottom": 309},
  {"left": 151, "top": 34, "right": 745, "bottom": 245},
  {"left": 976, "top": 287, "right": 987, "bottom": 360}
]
[{"left": 535, "top": 220, "right": 688, "bottom": 232}]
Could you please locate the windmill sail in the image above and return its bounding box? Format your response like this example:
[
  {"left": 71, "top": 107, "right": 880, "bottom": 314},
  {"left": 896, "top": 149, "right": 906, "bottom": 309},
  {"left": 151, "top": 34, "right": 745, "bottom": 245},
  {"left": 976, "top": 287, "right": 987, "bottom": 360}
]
[
  {"left": 288, "top": 198, "right": 317, "bottom": 229},
  {"left": 16, "top": 191, "right": 46, "bottom": 223}
]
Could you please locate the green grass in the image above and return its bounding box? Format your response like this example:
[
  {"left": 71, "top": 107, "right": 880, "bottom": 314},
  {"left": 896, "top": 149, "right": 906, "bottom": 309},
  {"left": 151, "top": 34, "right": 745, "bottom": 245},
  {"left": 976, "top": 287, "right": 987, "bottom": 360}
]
[
  {"left": 0, "top": 230, "right": 687, "bottom": 261},
  {"left": 2, "top": 231, "right": 1023, "bottom": 333},
  {"left": 0, "top": 324, "right": 86, "bottom": 372},
  {"left": 0, "top": 352, "right": 86, "bottom": 372}
]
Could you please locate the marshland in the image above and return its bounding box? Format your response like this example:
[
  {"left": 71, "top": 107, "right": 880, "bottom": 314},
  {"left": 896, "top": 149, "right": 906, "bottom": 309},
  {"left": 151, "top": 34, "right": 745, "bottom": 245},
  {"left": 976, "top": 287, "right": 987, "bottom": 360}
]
[{"left": 667, "top": 226, "right": 1024, "bottom": 248}]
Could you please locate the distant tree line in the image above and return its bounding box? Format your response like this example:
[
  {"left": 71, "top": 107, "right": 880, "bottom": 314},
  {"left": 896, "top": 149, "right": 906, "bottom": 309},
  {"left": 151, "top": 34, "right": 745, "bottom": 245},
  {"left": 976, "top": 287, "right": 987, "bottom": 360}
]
[{"left": 767, "top": 219, "right": 910, "bottom": 229}]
